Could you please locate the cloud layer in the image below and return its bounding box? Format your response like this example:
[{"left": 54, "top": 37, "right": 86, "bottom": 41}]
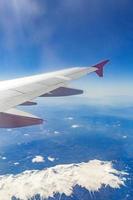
[{"left": 0, "top": 160, "right": 127, "bottom": 200}]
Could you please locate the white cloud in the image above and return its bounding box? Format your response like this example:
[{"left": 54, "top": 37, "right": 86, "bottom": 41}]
[
  {"left": 54, "top": 131, "right": 60, "bottom": 135},
  {"left": 7, "top": 129, "right": 12, "bottom": 132},
  {"left": 123, "top": 135, "right": 127, "bottom": 139},
  {"left": 32, "top": 155, "right": 45, "bottom": 163},
  {"left": 65, "top": 117, "right": 74, "bottom": 120},
  {"left": 71, "top": 124, "right": 80, "bottom": 128},
  {"left": 0, "top": 160, "right": 127, "bottom": 200},
  {"left": 2, "top": 157, "right": 6, "bottom": 160},
  {"left": 48, "top": 156, "right": 55, "bottom": 162},
  {"left": 24, "top": 133, "right": 29, "bottom": 137},
  {"left": 14, "top": 162, "right": 19, "bottom": 165}
]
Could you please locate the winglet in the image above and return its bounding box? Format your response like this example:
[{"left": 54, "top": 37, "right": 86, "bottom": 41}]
[{"left": 94, "top": 60, "right": 109, "bottom": 77}]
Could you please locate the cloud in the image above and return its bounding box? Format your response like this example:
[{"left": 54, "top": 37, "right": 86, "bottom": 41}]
[
  {"left": 65, "top": 117, "right": 74, "bottom": 120},
  {"left": 0, "top": 160, "right": 127, "bottom": 200},
  {"left": 0, "top": 0, "right": 63, "bottom": 71},
  {"left": 32, "top": 155, "right": 45, "bottom": 163},
  {"left": 24, "top": 133, "right": 29, "bottom": 137},
  {"left": 71, "top": 124, "right": 81, "bottom": 128},
  {"left": 54, "top": 131, "right": 60, "bottom": 135},
  {"left": 0, "top": 0, "right": 46, "bottom": 51},
  {"left": 0, "top": 156, "right": 7, "bottom": 160},
  {"left": 123, "top": 135, "right": 127, "bottom": 139},
  {"left": 48, "top": 156, "right": 55, "bottom": 162},
  {"left": 14, "top": 162, "right": 19, "bottom": 165}
]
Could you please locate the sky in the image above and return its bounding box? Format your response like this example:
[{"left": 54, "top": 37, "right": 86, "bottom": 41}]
[{"left": 0, "top": 0, "right": 132, "bottom": 98}]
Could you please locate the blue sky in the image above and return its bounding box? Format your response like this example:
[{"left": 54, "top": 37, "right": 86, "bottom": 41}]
[{"left": 0, "top": 0, "right": 132, "bottom": 97}]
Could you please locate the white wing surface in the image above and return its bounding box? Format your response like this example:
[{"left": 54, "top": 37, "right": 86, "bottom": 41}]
[{"left": 0, "top": 60, "right": 109, "bottom": 128}]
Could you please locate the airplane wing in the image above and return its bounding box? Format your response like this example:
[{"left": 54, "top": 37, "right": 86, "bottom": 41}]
[{"left": 0, "top": 60, "right": 109, "bottom": 128}]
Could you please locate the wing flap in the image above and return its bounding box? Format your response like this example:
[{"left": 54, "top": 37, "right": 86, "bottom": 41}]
[
  {"left": 19, "top": 101, "right": 37, "bottom": 106},
  {"left": 0, "top": 109, "right": 43, "bottom": 128},
  {"left": 40, "top": 87, "right": 83, "bottom": 97}
]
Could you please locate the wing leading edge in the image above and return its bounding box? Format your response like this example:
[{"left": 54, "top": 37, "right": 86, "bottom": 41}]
[{"left": 0, "top": 60, "right": 109, "bottom": 128}]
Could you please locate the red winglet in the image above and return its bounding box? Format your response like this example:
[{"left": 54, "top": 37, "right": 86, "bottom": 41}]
[{"left": 94, "top": 60, "right": 109, "bottom": 77}]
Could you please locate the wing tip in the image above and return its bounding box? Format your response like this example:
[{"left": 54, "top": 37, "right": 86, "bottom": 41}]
[{"left": 94, "top": 59, "right": 110, "bottom": 77}]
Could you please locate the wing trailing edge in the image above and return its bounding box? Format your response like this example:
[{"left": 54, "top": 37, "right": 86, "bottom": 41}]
[
  {"left": 19, "top": 101, "right": 37, "bottom": 106},
  {"left": 0, "top": 109, "right": 43, "bottom": 128},
  {"left": 40, "top": 87, "right": 83, "bottom": 97}
]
